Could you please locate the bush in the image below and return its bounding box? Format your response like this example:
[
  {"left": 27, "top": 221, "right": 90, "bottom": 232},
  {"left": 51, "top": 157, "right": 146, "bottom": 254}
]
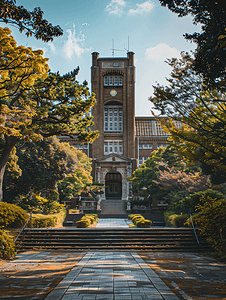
[
  {"left": 31, "top": 210, "right": 66, "bottom": 228},
  {"left": 0, "top": 229, "right": 16, "bottom": 259},
  {"left": 16, "top": 192, "right": 65, "bottom": 214},
  {"left": 132, "top": 216, "right": 145, "bottom": 225},
  {"left": 173, "top": 189, "right": 224, "bottom": 215},
  {"left": 136, "top": 219, "right": 152, "bottom": 228},
  {"left": 76, "top": 219, "right": 90, "bottom": 228},
  {"left": 129, "top": 214, "right": 152, "bottom": 227},
  {"left": 84, "top": 215, "right": 95, "bottom": 224},
  {"left": 184, "top": 214, "right": 199, "bottom": 228},
  {"left": 128, "top": 214, "right": 142, "bottom": 220},
  {"left": 174, "top": 214, "right": 189, "bottom": 227},
  {"left": 0, "top": 202, "right": 28, "bottom": 229},
  {"left": 75, "top": 214, "right": 98, "bottom": 228},
  {"left": 164, "top": 211, "right": 178, "bottom": 227},
  {"left": 193, "top": 196, "right": 226, "bottom": 254},
  {"left": 85, "top": 214, "right": 99, "bottom": 223}
]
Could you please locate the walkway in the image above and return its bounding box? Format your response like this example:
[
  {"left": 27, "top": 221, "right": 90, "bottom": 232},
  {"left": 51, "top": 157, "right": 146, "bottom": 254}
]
[
  {"left": 96, "top": 218, "right": 131, "bottom": 228},
  {"left": 45, "top": 252, "right": 179, "bottom": 300},
  {"left": 0, "top": 251, "right": 226, "bottom": 299}
]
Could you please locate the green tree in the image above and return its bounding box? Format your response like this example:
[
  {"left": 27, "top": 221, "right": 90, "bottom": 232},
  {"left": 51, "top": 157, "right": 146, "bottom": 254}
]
[
  {"left": 3, "top": 137, "right": 81, "bottom": 201},
  {"left": 58, "top": 149, "right": 93, "bottom": 201},
  {"left": 158, "top": 0, "right": 226, "bottom": 85},
  {"left": 0, "top": 28, "right": 98, "bottom": 200},
  {"left": 128, "top": 146, "right": 193, "bottom": 202},
  {"left": 149, "top": 53, "right": 226, "bottom": 184},
  {"left": 0, "top": 0, "right": 63, "bottom": 42}
]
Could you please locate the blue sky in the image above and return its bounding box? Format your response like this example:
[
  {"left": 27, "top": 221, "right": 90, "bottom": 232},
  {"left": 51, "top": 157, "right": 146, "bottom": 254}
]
[{"left": 10, "top": 0, "right": 200, "bottom": 116}]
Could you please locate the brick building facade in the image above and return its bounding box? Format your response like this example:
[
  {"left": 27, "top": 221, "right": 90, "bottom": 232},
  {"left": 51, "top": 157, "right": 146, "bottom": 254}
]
[
  {"left": 89, "top": 52, "right": 171, "bottom": 201},
  {"left": 59, "top": 52, "right": 172, "bottom": 201}
]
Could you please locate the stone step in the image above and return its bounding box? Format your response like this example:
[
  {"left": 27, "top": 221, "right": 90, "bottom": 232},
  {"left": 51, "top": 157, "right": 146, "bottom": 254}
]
[
  {"left": 100, "top": 199, "right": 127, "bottom": 214},
  {"left": 16, "top": 228, "right": 210, "bottom": 252}
]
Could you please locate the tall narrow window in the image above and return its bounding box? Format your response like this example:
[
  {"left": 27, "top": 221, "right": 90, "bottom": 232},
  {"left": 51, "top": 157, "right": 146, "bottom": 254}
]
[
  {"left": 114, "top": 76, "right": 118, "bottom": 85},
  {"left": 104, "top": 76, "right": 108, "bottom": 86},
  {"left": 119, "top": 76, "right": 123, "bottom": 86},
  {"left": 104, "top": 106, "right": 123, "bottom": 132},
  {"left": 109, "top": 76, "right": 113, "bottom": 85}
]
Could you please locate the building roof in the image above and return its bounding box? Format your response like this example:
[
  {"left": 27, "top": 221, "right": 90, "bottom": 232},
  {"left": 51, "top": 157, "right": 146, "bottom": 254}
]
[{"left": 135, "top": 116, "right": 169, "bottom": 137}]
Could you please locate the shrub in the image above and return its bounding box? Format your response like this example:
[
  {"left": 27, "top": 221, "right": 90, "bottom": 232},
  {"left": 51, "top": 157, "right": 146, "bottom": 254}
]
[
  {"left": 129, "top": 214, "right": 152, "bottom": 227},
  {"left": 84, "top": 214, "right": 99, "bottom": 223},
  {"left": 84, "top": 215, "right": 95, "bottom": 224},
  {"left": 128, "top": 214, "right": 142, "bottom": 220},
  {"left": 0, "top": 202, "right": 28, "bottom": 229},
  {"left": 174, "top": 214, "right": 189, "bottom": 227},
  {"left": 16, "top": 193, "right": 65, "bottom": 214},
  {"left": 184, "top": 214, "right": 199, "bottom": 228},
  {"left": 136, "top": 219, "right": 152, "bottom": 228},
  {"left": 75, "top": 214, "right": 98, "bottom": 228},
  {"left": 69, "top": 209, "right": 79, "bottom": 214},
  {"left": 164, "top": 211, "right": 178, "bottom": 227},
  {"left": 0, "top": 229, "right": 16, "bottom": 259},
  {"left": 194, "top": 196, "right": 226, "bottom": 254},
  {"left": 173, "top": 189, "right": 224, "bottom": 215},
  {"left": 31, "top": 210, "right": 66, "bottom": 228},
  {"left": 76, "top": 219, "right": 90, "bottom": 228},
  {"left": 132, "top": 216, "right": 145, "bottom": 225}
]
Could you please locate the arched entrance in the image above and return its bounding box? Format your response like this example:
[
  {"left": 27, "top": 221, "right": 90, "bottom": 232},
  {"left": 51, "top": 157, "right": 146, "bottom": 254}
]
[{"left": 105, "top": 171, "right": 122, "bottom": 199}]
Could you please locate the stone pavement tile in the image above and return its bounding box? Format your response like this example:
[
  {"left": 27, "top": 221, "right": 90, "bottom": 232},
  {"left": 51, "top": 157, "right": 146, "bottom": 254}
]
[
  {"left": 0, "top": 251, "right": 85, "bottom": 300},
  {"left": 139, "top": 252, "right": 226, "bottom": 300}
]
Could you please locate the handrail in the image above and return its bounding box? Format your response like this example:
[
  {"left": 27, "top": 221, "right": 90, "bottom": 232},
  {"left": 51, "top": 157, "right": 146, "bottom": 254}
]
[
  {"left": 14, "top": 215, "right": 31, "bottom": 243},
  {"left": 190, "top": 214, "right": 199, "bottom": 245},
  {"left": 89, "top": 189, "right": 98, "bottom": 201}
]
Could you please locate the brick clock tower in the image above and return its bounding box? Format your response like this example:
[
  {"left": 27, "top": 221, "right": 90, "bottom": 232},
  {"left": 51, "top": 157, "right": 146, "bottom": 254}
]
[{"left": 90, "top": 52, "right": 137, "bottom": 201}]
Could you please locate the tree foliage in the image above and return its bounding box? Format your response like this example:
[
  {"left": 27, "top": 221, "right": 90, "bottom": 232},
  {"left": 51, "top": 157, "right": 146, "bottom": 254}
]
[
  {"left": 149, "top": 53, "right": 226, "bottom": 184},
  {"left": 3, "top": 137, "right": 80, "bottom": 201},
  {"left": 158, "top": 0, "right": 226, "bottom": 85},
  {"left": 0, "top": 27, "right": 98, "bottom": 199},
  {"left": 195, "top": 195, "right": 226, "bottom": 254},
  {"left": 128, "top": 146, "right": 201, "bottom": 202},
  {"left": 0, "top": 0, "right": 63, "bottom": 42},
  {"left": 58, "top": 149, "right": 93, "bottom": 201}
]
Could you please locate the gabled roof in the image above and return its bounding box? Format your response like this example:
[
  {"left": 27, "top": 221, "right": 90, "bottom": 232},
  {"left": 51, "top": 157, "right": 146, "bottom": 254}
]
[
  {"left": 96, "top": 153, "right": 132, "bottom": 163},
  {"left": 135, "top": 116, "right": 170, "bottom": 137}
]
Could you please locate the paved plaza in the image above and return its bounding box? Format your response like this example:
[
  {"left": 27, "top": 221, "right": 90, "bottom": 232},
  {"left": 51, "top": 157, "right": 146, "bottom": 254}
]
[
  {"left": 45, "top": 252, "right": 179, "bottom": 300},
  {"left": 0, "top": 219, "right": 226, "bottom": 299}
]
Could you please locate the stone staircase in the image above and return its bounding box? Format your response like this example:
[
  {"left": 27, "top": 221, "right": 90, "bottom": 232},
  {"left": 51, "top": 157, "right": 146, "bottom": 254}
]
[
  {"left": 100, "top": 199, "right": 127, "bottom": 215},
  {"left": 16, "top": 228, "right": 210, "bottom": 252}
]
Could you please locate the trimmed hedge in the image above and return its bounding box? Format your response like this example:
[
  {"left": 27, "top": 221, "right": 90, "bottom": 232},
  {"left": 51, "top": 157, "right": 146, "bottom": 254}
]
[
  {"left": 128, "top": 214, "right": 142, "bottom": 220},
  {"left": 174, "top": 214, "right": 189, "bottom": 228},
  {"left": 0, "top": 229, "right": 16, "bottom": 259},
  {"left": 76, "top": 214, "right": 99, "bottom": 228},
  {"left": 0, "top": 202, "right": 28, "bottom": 229},
  {"left": 76, "top": 219, "right": 90, "bottom": 228},
  {"left": 128, "top": 214, "right": 152, "bottom": 228},
  {"left": 136, "top": 219, "right": 152, "bottom": 228},
  {"left": 164, "top": 211, "right": 189, "bottom": 227},
  {"left": 31, "top": 210, "right": 66, "bottom": 228}
]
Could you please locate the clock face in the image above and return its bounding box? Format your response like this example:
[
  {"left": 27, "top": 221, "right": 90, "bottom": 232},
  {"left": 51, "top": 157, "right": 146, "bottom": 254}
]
[{"left": 110, "top": 89, "right": 117, "bottom": 97}]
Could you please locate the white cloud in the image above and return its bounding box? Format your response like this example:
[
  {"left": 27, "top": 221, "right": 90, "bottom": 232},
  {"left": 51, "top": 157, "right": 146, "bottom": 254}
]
[
  {"left": 128, "top": 1, "right": 154, "bottom": 15},
  {"left": 105, "top": 0, "right": 127, "bottom": 16},
  {"left": 145, "top": 43, "right": 180, "bottom": 61},
  {"left": 49, "top": 43, "right": 56, "bottom": 54},
  {"left": 63, "top": 25, "right": 88, "bottom": 59}
]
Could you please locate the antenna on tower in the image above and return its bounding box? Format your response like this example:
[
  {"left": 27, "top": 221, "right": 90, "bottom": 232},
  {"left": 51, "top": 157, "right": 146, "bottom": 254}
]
[
  {"left": 124, "top": 36, "right": 130, "bottom": 53},
  {"left": 111, "top": 38, "right": 130, "bottom": 56},
  {"left": 112, "top": 39, "right": 115, "bottom": 57}
]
